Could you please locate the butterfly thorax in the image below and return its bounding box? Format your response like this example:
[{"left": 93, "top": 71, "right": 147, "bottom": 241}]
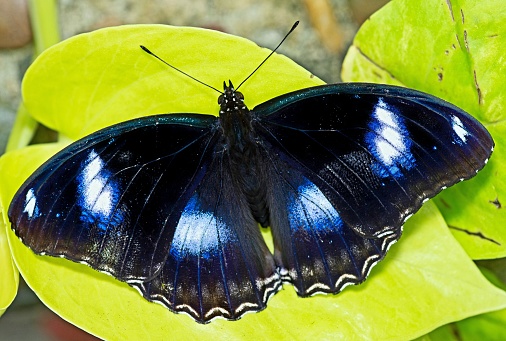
[
  {"left": 218, "top": 81, "right": 252, "bottom": 152},
  {"left": 218, "top": 81, "right": 270, "bottom": 227}
]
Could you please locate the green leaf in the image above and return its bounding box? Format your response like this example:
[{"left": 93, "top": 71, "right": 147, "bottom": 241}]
[
  {"left": 1, "top": 0, "right": 61, "bottom": 317},
  {"left": 455, "top": 308, "right": 506, "bottom": 341},
  {"left": 0, "top": 202, "right": 18, "bottom": 318},
  {"left": 418, "top": 309, "right": 506, "bottom": 341},
  {"left": 4, "top": 148, "right": 506, "bottom": 338},
  {"left": 341, "top": 0, "right": 506, "bottom": 259},
  {"left": 3, "top": 24, "right": 506, "bottom": 339},
  {"left": 22, "top": 24, "right": 322, "bottom": 139},
  {"left": 415, "top": 267, "right": 506, "bottom": 341},
  {"left": 1, "top": 147, "right": 27, "bottom": 317}
]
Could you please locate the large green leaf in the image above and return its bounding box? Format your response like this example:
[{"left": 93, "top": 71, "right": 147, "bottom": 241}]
[
  {"left": 21, "top": 24, "right": 322, "bottom": 139},
  {"left": 417, "top": 266, "right": 506, "bottom": 341},
  {"left": 0, "top": 144, "right": 24, "bottom": 317},
  {"left": 0, "top": 197, "right": 18, "bottom": 318},
  {"left": 417, "top": 308, "right": 506, "bottom": 341},
  {"left": 3, "top": 142, "right": 505, "bottom": 339},
  {"left": 342, "top": 0, "right": 506, "bottom": 259},
  {"left": 2, "top": 24, "right": 506, "bottom": 339}
]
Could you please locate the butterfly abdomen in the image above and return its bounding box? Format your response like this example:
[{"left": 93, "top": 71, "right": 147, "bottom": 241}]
[{"left": 229, "top": 143, "right": 270, "bottom": 228}]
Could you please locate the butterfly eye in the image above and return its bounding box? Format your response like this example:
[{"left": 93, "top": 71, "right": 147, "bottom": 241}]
[
  {"left": 235, "top": 91, "right": 244, "bottom": 101},
  {"left": 218, "top": 94, "right": 224, "bottom": 104}
]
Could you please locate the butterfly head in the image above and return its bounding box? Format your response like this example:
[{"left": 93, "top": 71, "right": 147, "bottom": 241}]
[{"left": 218, "top": 80, "right": 247, "bottom": 117}]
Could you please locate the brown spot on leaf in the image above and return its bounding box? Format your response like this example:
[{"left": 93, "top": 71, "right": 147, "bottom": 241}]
[
  {"left": 464, "top": 30, "right": 470, "bottom": 52},
  {"left": 473, "top": 70, "right": 483, "bottom": 105},
  {"left": 449, "top": 225, "right": 501, "bottom": 246},
  {"left": 439, "top": 198, "right": 451, "bottom": 209},
  {"left": 450, "top": 323, "right": 463, "bottom": 341},
  {"left": 434, "top": 66, "right": 444, "bottom": 81},
  {"left": 445, "top": 0, "right": 455, "bottom": 21},
  {"left": 489, "top": 197, "right": 502, "bottom": 209},
  {"left": 355, "top": 47, "right": 397, "bottom": 80}
]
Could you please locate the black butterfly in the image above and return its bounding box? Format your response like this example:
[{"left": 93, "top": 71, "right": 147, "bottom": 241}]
[{"left": 8, "top": 33, "right": 493, "bottom": 324}]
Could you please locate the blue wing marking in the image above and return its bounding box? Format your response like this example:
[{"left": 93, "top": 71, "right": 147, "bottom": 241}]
[
  {"left": 288, "top": 177, "right": 343, "bottom": 235},
  {"left": 169, "top": 194, "right": 232, "bottom": 262}
]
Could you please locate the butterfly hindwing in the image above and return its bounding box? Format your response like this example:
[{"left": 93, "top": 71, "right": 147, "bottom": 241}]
[
  {"left": 135, "top": 152, "right": 279, "bottom": 322},
  {"left": 254, "top": 83, "right": 493, "bottom": 295},
  {"left": 263, "top": 156, "right": 401, "bottom": 295}
]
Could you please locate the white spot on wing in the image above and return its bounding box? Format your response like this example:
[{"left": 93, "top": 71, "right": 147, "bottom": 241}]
[
  {"left": 300, "top": 180, "right": 341, "bottom": 228},
  {"left": 451, "top": 115, "right": 469, "bottom": 144},
  {"left": 80, "top": 151, "right": 113, "bottom": 216},
  {"left": 23, "top": 188, "right": 38, "bottom": 218},
  {"left": 76, "top": 150, "right": 124, "bottom": 230},
  {"left": 374, "top": 100, "right": 408, "bottom": 166}
]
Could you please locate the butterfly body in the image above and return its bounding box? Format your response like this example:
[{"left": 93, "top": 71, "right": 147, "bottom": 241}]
[
  {"left": 9, "top": 82, "right": 493, "bottom": 323},
  {"left": 219, "top": 80, "right": 271, "bottom": 227}
]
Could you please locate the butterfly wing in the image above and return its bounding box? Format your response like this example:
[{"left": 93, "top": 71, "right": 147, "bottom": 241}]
[
  {"left": 135, "top": 152, "right": 280, "bottom": 322},
  {"left": 253, "top": 83, "right": 493, "bottom": 295},
  {"left": 9, "top": 114, "right": 219, "bottom": 280},
  {"left": 263, "top": 160, "right": 401, "bottom": 296},
  {"left": 9, "top": 113, "right": 279, "bottom": 322}
]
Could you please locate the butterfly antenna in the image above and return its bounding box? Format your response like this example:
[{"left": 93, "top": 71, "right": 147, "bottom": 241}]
[
  {"left": 235, "top": 21, "right": 299, "bottom": 91},
  {"left": 140, "top": 45, "right": 222, "bottom": 94}
]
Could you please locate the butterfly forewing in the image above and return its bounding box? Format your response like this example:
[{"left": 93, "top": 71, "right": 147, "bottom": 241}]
[{"left": 9, "top": 114, "right": 220, "bottom": 280}]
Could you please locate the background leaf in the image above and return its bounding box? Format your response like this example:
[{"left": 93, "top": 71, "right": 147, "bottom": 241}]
[
  {"left": 0, "top": 203, "right": 18, "bottom": 318},
  {"left": 341, "top": 0, "right": 506, "bottom": 259},
  {"left": 3, "top": 23, "right": 506, "bottom": 339},
  {"left": 417, "top": 309, "right": 506, "bottom": 341},
  {"left": 3, "top": 144, "right": 506, "bottom": 339},
  {"left": 22, "top": 24, "right": 323, "bottom": 139}
]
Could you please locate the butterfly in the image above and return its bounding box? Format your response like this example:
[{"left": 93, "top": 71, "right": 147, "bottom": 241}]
[{"left": 8, "top": 26, "right": 493, "bottom": 324}]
